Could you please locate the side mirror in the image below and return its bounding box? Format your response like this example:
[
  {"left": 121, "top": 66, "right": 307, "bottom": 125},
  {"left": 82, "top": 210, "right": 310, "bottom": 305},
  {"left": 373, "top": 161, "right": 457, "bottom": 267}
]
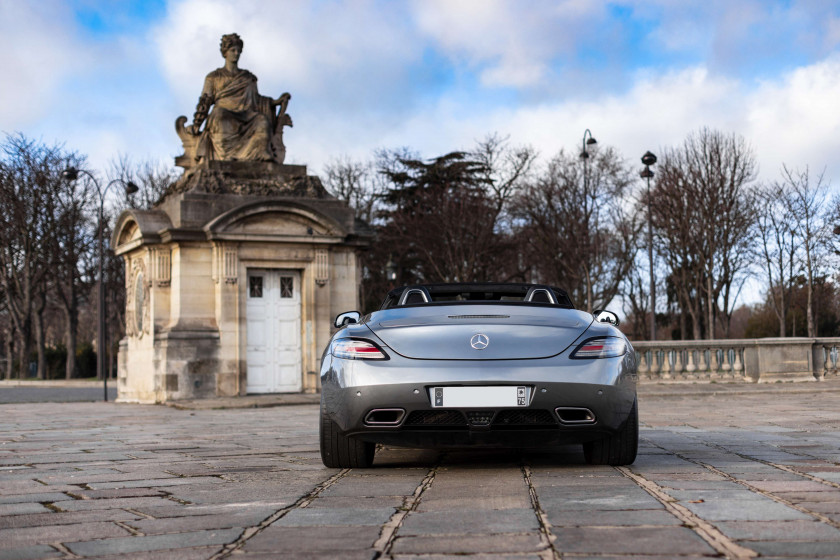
[
  {"left": 334, "top": 311, "right": 361, "bottom": 329},
  {"left": 593, "top": 310, "right": 620, "bottom": 327}
]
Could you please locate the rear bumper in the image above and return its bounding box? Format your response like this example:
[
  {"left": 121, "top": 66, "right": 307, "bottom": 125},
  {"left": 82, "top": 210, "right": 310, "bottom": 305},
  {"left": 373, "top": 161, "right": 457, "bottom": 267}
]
[{"left": 320, "top": 350, "right": 637, "bottom": 449}]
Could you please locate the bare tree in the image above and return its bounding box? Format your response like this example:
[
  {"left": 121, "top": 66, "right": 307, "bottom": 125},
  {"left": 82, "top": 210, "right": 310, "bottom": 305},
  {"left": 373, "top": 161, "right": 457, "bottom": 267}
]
[
  {"left": 109, "top": 155, "right": 176, "bottom": 210},
  {"left": 0, "top": 134, "right": 53, "bottom": 377},
  {"left": 512, "top": 146, "right": 638, "bottom": 312},
  {"left": 51, "top": 168, "right": 96, "bottom": 378},
  {"left": 620, "top": 267, "right": 651, "bottom": 340},
  {"left": 756, "top": 183, "right": 800, "bottom": 336},
  {"left": 323, "top": 156, "right": 388, "bottom": 225},
  {"left": 0, "top": 140, "right": 174, "bottom": 381},
  {"left": 650, "top": 159, "right": 703, "bottom": 339},
  {"left": 0, "top": 135, "right": 72, "bottom": 377},
  {"left": 782, "top": 165, "right": 830, "bottom": 337},
  {"left": 472, "top": 133, "right": 537, "bottom": 222},
  {"left": 651, "top": 129, "right": 757, "bottom": 339}
]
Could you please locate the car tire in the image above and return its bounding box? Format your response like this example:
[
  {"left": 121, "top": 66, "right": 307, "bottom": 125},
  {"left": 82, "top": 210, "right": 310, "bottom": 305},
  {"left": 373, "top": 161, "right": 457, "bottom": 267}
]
[
  {"left": 319, "top": 405, "right": 375, "bottom": 468},
  {"left": 582, "top": 399, "right": 638, "bottom": 466}
]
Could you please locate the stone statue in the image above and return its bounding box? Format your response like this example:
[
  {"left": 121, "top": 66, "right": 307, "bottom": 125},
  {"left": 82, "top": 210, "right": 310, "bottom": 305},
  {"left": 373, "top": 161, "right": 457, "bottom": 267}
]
[{"left": 175, "top": 33, "right": 292, "bottom": 168}]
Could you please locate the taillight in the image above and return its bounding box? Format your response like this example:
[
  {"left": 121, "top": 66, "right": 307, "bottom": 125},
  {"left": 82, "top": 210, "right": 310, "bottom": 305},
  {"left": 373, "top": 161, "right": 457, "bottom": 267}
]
[
  {"left": 331, "top": 339, "right": 388, "bottom": 360},
  {"left": 570, "top": 337, "right": 626, "bottom": 359}
]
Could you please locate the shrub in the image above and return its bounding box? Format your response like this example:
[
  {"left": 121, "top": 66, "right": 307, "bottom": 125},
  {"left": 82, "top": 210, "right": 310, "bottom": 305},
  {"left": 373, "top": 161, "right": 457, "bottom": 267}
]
[{"left": 76, "top": 343, "right": 97, "bottom": 378}]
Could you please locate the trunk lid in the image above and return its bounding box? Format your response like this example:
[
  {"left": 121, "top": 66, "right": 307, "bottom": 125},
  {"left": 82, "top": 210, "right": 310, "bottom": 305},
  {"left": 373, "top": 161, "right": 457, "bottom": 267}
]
[{"left": 367, "top": 304, "right": 592, "bottom": 360}]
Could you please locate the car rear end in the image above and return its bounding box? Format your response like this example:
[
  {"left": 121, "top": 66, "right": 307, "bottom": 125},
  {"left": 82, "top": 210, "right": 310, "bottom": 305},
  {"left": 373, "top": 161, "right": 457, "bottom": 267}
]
[{"left": 320, "top": 301, "right": 637, "bottom": 462}]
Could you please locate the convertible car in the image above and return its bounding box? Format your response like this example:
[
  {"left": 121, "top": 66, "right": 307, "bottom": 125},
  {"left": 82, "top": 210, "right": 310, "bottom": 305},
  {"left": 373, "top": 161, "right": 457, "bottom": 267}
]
[{"left": 319, "top": 283, "right": 637, "bottom": 468}]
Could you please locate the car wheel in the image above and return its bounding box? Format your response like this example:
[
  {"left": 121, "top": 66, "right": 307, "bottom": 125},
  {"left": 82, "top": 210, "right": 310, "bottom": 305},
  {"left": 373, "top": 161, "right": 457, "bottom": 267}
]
[
  {"left": 582, "top": 398, "right": 638, "bottom": 466},
  {"left": 319, "top": 405, "right": 375, "bottom": 468}
]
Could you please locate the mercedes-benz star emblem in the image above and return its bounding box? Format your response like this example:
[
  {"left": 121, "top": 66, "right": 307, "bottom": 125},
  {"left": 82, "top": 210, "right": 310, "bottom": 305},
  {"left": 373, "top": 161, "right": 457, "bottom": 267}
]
[{"left": 470, "top": 333, "right": 489, "bottom": 350}]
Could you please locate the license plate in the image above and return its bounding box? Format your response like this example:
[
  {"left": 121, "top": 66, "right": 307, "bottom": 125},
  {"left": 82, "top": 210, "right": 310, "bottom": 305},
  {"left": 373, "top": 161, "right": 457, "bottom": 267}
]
[{"left": 430, "top": 386, "right": 528, "bottom": 408}]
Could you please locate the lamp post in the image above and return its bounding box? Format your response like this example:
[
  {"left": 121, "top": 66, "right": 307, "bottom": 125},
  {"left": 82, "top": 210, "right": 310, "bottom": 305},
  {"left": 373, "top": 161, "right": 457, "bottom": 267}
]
[
  {"left": 580, "top": 129, "right": 598, "bottom": 191},
  {"left": 61, "top": 167, "right": 138, "bottom": 401},
  {"left": 640, "top": 151, "right": 657, "bottom": 340},
  {"left": 579, "top": 130, "right": 597, "bottom": 312}
]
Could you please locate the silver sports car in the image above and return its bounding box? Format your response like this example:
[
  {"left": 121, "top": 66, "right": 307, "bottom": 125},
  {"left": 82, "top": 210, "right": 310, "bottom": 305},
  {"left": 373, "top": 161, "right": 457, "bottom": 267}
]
[{"left": 319, "top": 283, "right": 638, "bottom": 468}]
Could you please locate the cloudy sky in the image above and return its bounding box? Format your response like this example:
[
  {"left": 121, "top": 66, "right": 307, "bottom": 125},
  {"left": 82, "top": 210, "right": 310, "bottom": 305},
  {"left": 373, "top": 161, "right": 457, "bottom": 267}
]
[{"left": 3, "top": 0, "right": 840, "bottom": 185}]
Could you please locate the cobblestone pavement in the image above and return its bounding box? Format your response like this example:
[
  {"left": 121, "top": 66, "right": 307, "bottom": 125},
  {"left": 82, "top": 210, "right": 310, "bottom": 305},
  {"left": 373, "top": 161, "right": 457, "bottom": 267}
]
[{"left": 2, "top": 382, "right": 840, "bottom": 559}]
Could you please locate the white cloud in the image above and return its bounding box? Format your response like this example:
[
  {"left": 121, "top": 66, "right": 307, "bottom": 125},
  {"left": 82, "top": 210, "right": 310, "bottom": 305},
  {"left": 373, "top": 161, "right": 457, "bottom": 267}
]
[
  {"left": 410, "top": 0, "right": 604, "bottom": 88},
  {"left": 152, "top": 0, "right": 423, "bottom": 117},
  {"left": 4, "top": 0, "right": 840, "bottom": 197},
  {"left": 302, "top": 59, "right": 840, "bottom": 191},
  {"left": 0, "top": 2, "right": 90, "bottom": 129},
  {"left": 0, "top": 2, "right": 180, "bottom": 173},
  {"left": 747, "top": 55, "right": 840, "bottom": 180}
]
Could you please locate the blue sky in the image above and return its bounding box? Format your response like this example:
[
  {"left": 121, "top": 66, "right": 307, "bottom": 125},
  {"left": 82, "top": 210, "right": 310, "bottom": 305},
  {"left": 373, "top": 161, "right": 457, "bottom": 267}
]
[{"left": 3, "top": 0, "right": 840, "bottom": 186}]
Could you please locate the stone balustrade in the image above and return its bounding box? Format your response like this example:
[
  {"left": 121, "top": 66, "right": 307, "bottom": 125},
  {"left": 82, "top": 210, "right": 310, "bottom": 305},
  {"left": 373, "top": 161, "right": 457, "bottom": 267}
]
[
  {"left": 631, "top": 337, "right": 840, "bottom": 383},
  {"left": 814, "top": 338, "right": 840, "bottom": 380}
]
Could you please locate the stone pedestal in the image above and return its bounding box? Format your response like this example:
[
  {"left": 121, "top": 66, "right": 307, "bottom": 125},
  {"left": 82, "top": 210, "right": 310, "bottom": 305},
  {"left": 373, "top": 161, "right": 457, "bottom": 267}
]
[{"left": 112, "top": 162, "right": 369, "bottom": 403}]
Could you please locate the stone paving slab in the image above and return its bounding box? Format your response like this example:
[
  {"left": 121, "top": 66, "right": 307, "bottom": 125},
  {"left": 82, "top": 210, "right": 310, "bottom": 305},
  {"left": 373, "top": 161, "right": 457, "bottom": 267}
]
[
  {"left": 552, "top": 526, "right": 718, "bottom": 555},
  {"left": 0, "top": 503, "right": 51, "bottom": 516},
  {"left": 305, "top": 495, "right": 404, "bottom": 509},
  {"left": 241, "top": 525, "right": 381, "bottom": 553},
  {"left": 0, "top": 492, "right": 73, "bottom": 504},
  {"left": 416, "top": 493, "right": 532, "bottom": 511},
  {"left": 398, "top": 508, "right": 539, "bottom": 535},
  {"left": 126, "top": 509, "right": 275, "bottom": 534},
  {"left": 71, "top": 487, "right": 168, "bottom": 499},
  {"left": 392, "top": 555, "right": 543, "bottom": 560},
  {"left": 745, "top": 540, "right": 840, "bottom": 557},
  {"left": 777, "top": 490, "right": 840, "bottom": 502},
  {"left": 0, "top": 509, "right": 144, "bottom": 530},
  {"left": 391, "top": 533, "right": 544, "bottom": 555},
  {"left": 97, "top": 546, "right": 224, "bottom": 560},
  {"left": 543, "top": 508, "right": 682, "bottom": 527},
  {"left": 65, "top": 528, "right": 242, "bottom": 556},
  {"left": 2, "top": 384, "right": 840, "bottom": 557},
  {"left": 715, "top": 520, "right": 840, "bottom": 541},
  {"left": 0, "top": 521, "right": 131, "bottom": 549},
  {"left": 805, "top": 502, "right": 840, "bottom": 514},
  {"left": 0, "top": 544, "right": 64, "bottom": 560},
  {"left": 51, "top": 496, "right": 178, "bottom": 512},
  {"left": 684, "top": 499, "right": 811, "bottom": 521},
  {"left": 274, "top": 506, "right": 396, "bottom": 526},
  {"left": 537, "top": 486, "right": 665, "bottom": 510},
  {"left": 130, "top": 503, "right": 280, "bottom": 520}
]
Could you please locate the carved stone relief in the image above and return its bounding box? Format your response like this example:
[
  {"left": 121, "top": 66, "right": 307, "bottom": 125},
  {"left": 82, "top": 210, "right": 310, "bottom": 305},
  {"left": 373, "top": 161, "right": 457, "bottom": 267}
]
[
  {"left": 126, "top": 257, "right": 151, "bottom": 339},
  {"left": 212, "top": 243, "right": 239, "bottom": 284}
]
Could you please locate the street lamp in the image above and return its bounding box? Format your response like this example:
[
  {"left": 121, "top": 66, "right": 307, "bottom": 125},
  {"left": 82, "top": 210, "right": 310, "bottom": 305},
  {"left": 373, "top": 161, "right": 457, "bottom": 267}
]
[
  {"left": 62, "top": 167, "right": 139, "bottom": 402},
  {"left": 640, "top": 151, "right": 657, "bottom": 340},
  {"left": 580, "top": 129, "right": 598, "bottom": 190},
  {"left": 579, "top": 130, "right": 597, "bottom": 311}
]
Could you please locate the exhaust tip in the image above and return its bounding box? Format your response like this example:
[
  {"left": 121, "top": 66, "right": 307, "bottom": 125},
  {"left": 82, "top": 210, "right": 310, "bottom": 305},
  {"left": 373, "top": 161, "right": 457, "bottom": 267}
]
[
  {"left": 364, "top": 408, "right": 405, "bottom": 426},
  {"left": 555, "top": 407, "right": 596, "bottom": 424}
]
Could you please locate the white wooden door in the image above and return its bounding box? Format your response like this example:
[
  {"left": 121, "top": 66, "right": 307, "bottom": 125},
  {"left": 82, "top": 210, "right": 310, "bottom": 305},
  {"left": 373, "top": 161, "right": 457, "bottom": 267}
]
[{"left": 246, "top": 269, "right": 302, "bottom": 393}]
